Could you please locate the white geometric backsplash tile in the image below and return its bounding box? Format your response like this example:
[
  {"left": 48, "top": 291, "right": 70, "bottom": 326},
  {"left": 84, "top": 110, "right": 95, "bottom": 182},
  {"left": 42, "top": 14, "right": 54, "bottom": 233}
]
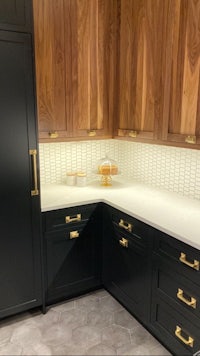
[
  {"left": 39, "top": 140, "right": 121, "bottom": 185},
  {"left": 39, "top": 139, "right": 200, "bottom": 200}
]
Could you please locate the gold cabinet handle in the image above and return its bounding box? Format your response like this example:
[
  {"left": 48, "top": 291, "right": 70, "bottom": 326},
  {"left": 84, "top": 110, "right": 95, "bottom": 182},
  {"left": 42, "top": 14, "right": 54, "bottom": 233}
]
[
  {"left": 29, "top": 149, "right": 39, "bottom": 196},
  {"left": 128, "top": 130, "right": 137, "bottom": 138},
  {"left": 119, "top": 219, "right": 132, "bottom": 232},
  {"left": 88, "top": 130, "right": 96, "bottom": 137},
  {"left": 185, "top": 135, "right": 196, "bottom": 144},
  {"left": 179, "top": 252, "right": 199, "bottom": 271},
  {"left": 175, "top": 326, "right": 194, "bottom": 347},
  {"left": 49, "top": 131, "right": 58, "bottom": 138},
  {"left": 119, "top": 237, "right": 128, "bottom": 248},
  {"left": 65, "top": 214, "right": 81, "bottom": 223},
  {"left": 177, "top": 288, "right": 197, "bottom": 309},
  {"left": 70, "top": 230, "right": 79, "bottom": 239}
]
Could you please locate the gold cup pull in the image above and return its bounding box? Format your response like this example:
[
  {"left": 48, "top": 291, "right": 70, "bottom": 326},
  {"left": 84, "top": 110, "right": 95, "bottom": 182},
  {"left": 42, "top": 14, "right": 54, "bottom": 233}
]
[
  {"left": 129, "top": 131, "right": 137, "bottom": 138},
  {"left": 119, "top": 219, "right": 132, "bottom": 232},
  {"left": 29, "top": 149, "right": 39, "bottom": 196},
  {"left": 65, "top": 214, "right": 81, "bottom": 223},
  {"left": 88, "top": 130, "right": 96, "bottom": 137},
  {"left": 185, "top": 135, "right": 196, "bottom": 144},
  {"left": 70, "top": 230, "right": 79, "bottom": 239},
  {"left": 49, "top": 131, "right": 58, "bottom": 138},
  {"left": 175, "top": 326, "right": 194, "bottom": 347},
  {"left": 119, "top": 237, "right": 128, "bottom": 248},
  {"left": 179, "top": 252, "right": 199, "bottom": 271},
  {"left": 177, "top": 288, "right": 196, "bottom": 309}
]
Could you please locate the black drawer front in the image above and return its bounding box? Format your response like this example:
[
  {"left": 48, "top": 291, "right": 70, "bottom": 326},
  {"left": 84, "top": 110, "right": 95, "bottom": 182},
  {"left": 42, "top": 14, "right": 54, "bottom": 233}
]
[
  {"left": 151, "top": 298, "right": 200, "bottom": 355},
  {"left": 111, "top": 229, "right": 147, "bottom": 256},
  {"left": 43, "top": 204, "right": 97, "bottom": 232},
  {"left": 154, "top": 232, "right": 200, "bottom": 286},
  {"left": 45, "top": 223, "right": 86, "bottom": 241},
  {"left": 154, "top": 258, "right": 200, "bottom": 322},
  {"left": 108, "top": 206, "right": 151, "bottom": 245}
]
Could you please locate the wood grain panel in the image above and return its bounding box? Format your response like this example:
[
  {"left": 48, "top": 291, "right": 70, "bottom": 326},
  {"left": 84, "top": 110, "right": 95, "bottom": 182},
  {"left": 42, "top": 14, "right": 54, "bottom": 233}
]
[
  {"left": 71, "top": 0, "right": 117, "bottom": 136},
  {"left": 97, "top": 0, "right": 118, "bottom": 134},
  {"left": 181, "top": 0, "right": 200, "bottom": 134},
  {"left": 166, "top": 0, "right": 200, "bottom": 137},
  {"left": 119, "top": 0, "right": 136, "bottom": 130},
  {"left": 33, "top": 0, "right": 67, "bottom": 137},
  {"left": 118, "top": 0, "right": 163, "bottom": 138}
]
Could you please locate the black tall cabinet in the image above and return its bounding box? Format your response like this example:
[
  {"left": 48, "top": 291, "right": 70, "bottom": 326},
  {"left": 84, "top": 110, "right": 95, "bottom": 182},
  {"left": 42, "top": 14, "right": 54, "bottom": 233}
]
[{"left": 0, "top": 0, "right": 42, "bottom": 318}]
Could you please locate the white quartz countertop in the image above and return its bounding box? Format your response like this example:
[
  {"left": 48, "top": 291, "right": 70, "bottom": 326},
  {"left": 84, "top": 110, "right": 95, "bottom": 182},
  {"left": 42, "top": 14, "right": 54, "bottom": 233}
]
[{"left": 41, "top": 179, "right": 200, "bottom": 250}]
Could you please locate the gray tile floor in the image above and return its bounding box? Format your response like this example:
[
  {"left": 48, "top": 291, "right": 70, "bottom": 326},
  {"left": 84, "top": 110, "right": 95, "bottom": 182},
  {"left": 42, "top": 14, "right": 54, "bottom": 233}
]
[{"left": 0, "top": 289, "right": 171, "bottom": 355}]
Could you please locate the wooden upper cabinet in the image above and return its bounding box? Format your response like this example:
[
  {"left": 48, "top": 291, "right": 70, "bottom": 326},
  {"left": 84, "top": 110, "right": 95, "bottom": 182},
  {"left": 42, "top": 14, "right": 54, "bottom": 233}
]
[
  {"left": 117, "top": 0, "right": 164, "bottom": 141},
  {"left": 34, "top": 0, "right": 200, "bottom": 148},
  {"left": 161, "top": 0, "right": 200, "bottom": 147},
  {"left": 33, "top": 0, "right": 117, "bottom": 141},
  {"left": 66, "top": 0, "right": 117, "bottom": 138},
  {"left": 33, "top": 0, "right": 69, "bottom": 140}
]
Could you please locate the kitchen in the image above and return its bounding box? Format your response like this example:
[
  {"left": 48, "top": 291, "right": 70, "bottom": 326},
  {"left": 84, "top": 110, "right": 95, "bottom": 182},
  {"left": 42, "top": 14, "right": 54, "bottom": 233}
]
[{"left": 0, "top": 0, "right": 200, "bottom": 355}]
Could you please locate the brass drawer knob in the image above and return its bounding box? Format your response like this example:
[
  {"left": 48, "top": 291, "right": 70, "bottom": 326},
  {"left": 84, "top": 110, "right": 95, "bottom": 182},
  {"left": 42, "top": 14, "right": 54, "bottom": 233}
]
[
  {"left": 65, "top": 214, "right": 81, "bottom": 223},
  {"left": 179, "top": 252, "right": 199, "bottom": 271},
  {"left": 119, "top": 237, "right": 128, "bottom": 248},
  {"left": 177, "top": 288, "right": 197, "bottom": 309},
  {"left": 119, "top": 219, "right": 132, "bottom": 232},
  {"left": 175, "top": 326, "right": 194, "bottom": 347},
  {"left": 70, "top": 230, "right": 79, "bottom": 239}
]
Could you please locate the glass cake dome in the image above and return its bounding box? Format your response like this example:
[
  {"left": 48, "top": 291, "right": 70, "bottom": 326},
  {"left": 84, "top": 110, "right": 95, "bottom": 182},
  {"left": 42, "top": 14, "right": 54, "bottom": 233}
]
[{"left": 96, "top": 155, "right": 118, "bottom": 186}]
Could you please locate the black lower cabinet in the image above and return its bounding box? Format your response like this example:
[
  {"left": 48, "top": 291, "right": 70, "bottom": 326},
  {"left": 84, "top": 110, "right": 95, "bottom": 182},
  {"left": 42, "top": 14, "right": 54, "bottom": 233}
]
[
  {"left": 0, "top": 30, "right": 42, "bottom": 319},
  {"left": 151, "top": 231, "right": 200, "bottom": 355},
  {"left": 0, "top": 0, "right": 32, "bottom": 33},
  {"left": 151, "top": 296, "right": 200, "bottom": 355},
  {"left": 102, "top": 205, "right": 153, "bottom": 324},
  {"left": 44, "top": 204, "right": 102, "bottom": 304},
  {"left": 42, "top": 202, "right": 200, "bottom": 356}
]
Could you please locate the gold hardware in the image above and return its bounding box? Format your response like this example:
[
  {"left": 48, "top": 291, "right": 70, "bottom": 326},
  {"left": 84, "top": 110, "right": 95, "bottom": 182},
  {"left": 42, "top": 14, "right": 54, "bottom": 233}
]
[
  {"left": 179, "top": 252, "right": 199, "bottom": 271},
  {"left": 119, "top": 219, "right": 132, "bottom": 232},
  {"left": 185, "top": 135, "right": 196, "bottom": 144},
  {"left": 65, "top": 214, "right": 81, "bottom": 223},
  {"left": 29, "top": 149, "right": 39, "bottom": 196},
  {"left": 129, "top": 131, "right": 137, "bottom": 138},
  {"left": 177, "top": 288, "right": 196, "bottom": 309},
  {"left": 119, "top": 237, "right": 128, "bottom": 248},
  {"left": 88, "top": 130, "right": 96, "bottom": 137},
  {"left": 70, "top": 230, "right": 79, "bottom": 239},
  {"left": 175, "top": 326, "right": 194, "bottom": 347},
  {"left": 49, "top": 131, "right": 58, "bottom": 138}
]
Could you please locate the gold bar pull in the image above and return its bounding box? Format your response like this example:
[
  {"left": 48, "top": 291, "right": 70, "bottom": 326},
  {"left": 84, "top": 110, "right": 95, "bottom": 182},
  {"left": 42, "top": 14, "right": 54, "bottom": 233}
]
[
  {"left": 119, "top": 219, "right": 132, "bottom": 232},
  {"left": 175, "top": 326, "right": 194, "bottom": 347},
  {"left": 129, "top": 131, "right": 137, "bottom": 138},
  {"left": 119, "top": 237, "right": 128, "bottom": 248},
  {"left": 179, "top": 252, "right": 199, "bottom": 271},
  {"left": 177, "top": 288, "right": 197, "bottom": 309},
  {"left": 29, "top": 149, "right": 39, "bottom": 196},
  {"left": 70, "top": 230, "right": 79, "bottom": 239},
  {"left": 49, "top": 131, "right": 58, "bottom": 138},
  {"left": 65, "top": 214, "right": 81, "bottom": 223},
  {"left": 185, "top": 135, "right": 196, "bottom": 144}
]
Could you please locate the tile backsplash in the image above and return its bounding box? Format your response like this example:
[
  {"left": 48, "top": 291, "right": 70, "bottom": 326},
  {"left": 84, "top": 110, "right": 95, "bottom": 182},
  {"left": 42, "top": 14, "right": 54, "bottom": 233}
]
[{"left": 39, "top": 139, "right": 200, "bottom": 200}]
